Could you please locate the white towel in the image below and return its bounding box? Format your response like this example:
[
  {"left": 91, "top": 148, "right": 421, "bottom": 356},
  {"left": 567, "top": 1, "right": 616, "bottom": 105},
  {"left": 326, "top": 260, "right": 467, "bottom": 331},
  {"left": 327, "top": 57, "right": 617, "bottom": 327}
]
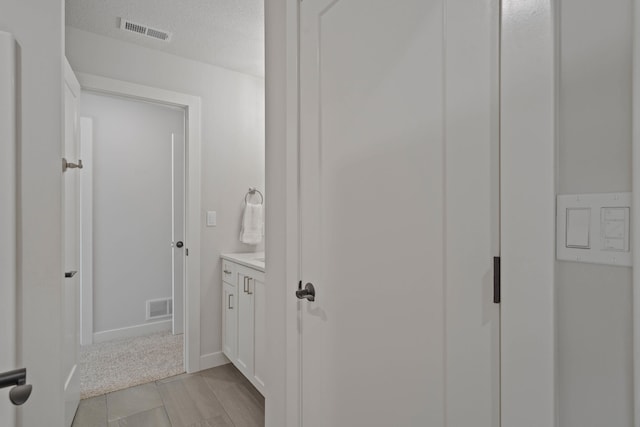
[{"left": 240, "top": 202, "right": 263, "bottom": 245}]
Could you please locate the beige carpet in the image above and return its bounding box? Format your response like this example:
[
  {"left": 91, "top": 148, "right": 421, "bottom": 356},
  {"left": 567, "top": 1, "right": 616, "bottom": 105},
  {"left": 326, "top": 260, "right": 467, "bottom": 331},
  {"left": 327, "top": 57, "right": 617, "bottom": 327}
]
[{"left": 80, "top": 331, "right": 184, "bottom": 399}]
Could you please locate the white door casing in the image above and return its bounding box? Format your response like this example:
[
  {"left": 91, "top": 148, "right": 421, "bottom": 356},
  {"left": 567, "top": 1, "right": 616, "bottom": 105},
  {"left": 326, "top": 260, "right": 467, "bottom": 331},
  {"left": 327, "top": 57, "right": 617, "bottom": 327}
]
[
  {"left": 76, "top": 73, "right": 202, "bottom": 372},
  {"left": 63, "top": 58, "right": 81, "bottom": 426},
  {"left": 298, "top": 0, "right": 499, "bottom": 426},
  {"left": 0, "top": 30, "right": 17, "bottom": 426}
]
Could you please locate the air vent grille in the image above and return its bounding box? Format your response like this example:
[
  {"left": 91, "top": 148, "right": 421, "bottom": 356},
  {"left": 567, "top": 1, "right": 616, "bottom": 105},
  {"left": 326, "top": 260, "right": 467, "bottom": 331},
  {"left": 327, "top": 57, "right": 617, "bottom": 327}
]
[
  {"left": 120, "top": 18, "right": 172, "bottom": 42},
  {"left": 146, "top": 298, "right": 173, "bottom": 320}
]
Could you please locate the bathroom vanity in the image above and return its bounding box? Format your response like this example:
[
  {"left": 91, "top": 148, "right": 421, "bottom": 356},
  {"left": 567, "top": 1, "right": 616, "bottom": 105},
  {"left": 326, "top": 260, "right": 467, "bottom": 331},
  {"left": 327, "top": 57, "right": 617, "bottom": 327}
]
[{"left": 220, "top": 253, "right": 265, "bottom": 395}]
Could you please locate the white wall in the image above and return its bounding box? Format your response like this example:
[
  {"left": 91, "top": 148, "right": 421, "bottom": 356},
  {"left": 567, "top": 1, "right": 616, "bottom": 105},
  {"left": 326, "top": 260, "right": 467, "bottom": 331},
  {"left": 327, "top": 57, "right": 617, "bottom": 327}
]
[
  {"left": 0, "top": 2, "right": 66, "bottom": 426},
  {"left": 556, "top": 0, "right": 634, "bottom": 425},
  {"left": 81, "top": 92, "right": 184, "bottom": 333},
  {"left": 66, "top": 27, "right": 265, "bottom": 358}
]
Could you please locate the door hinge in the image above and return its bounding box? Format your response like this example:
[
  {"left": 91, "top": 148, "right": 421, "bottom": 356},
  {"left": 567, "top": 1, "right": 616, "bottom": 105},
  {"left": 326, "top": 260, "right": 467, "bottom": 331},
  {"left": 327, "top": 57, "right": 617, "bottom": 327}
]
[
  {"left": 493, "top": 256, "right": 501, "bottom": 304},
  {"left": 62, "top": 158, "right": 83, "bottom": 172}
]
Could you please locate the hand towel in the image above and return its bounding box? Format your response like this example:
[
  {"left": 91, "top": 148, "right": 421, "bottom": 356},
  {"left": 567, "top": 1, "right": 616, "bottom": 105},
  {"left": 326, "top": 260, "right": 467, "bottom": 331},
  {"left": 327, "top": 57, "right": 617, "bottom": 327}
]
[{"left": 240, "top": 202, "right": 263, "bottom": 245}]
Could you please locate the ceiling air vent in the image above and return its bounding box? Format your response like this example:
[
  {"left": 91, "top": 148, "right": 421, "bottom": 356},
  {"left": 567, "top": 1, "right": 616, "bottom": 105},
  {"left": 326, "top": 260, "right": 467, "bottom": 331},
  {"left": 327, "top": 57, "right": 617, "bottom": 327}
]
[{"left": 119, "top": 18, "right": 172, "bottom": 42}]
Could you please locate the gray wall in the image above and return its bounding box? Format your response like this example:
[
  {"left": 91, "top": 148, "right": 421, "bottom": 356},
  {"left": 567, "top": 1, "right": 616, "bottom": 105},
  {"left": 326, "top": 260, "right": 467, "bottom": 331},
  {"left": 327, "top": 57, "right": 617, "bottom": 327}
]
[
  {"left": 81, "top": 92, "right": 185, "bottom": 333},
  {"left": 557, "top": 0, "right": 633, "bottom": 425},
  {"left": 66, "top": 26, "right": 265, "bottom": 357}
]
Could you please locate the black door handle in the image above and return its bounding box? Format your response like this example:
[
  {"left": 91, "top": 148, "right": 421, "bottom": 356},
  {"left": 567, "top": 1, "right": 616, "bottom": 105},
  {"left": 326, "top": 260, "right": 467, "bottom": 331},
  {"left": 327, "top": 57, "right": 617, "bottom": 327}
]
[
  {"left": 175, "top": 241, "right": 184, "bottom": 248},
  {"left": 296, "top": 282, "right": 316, "bottom": 302},
  {"left": 0, "top": 368, "right": 32, "bottom": 406},
  {"left": 65, "top": 270, "right": 77, "bottom": 278}
]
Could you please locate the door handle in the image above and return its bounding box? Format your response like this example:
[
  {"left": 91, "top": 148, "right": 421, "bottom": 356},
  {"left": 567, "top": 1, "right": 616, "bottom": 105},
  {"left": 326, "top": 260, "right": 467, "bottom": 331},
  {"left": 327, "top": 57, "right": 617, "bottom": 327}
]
[
  {"left": 247, "top": 278, "right": 253, "bottom": 295},
  {"left": 228, "top": 294, "right": 234, "bottom": 309},
  {"left": 65, "top": 270, "right": 78, "bottom": 278},
  {"left": 296, "top": 282, "right": 316, "bottom": 302},
  {"left": 175, "top": 241, "right": 184, "bottom": 248},
  {"left": 243, "top": 276, "right": 249, "bottom": 293},
  {"left": 0, "top": 368, "right": 32, "bottom": 406}
]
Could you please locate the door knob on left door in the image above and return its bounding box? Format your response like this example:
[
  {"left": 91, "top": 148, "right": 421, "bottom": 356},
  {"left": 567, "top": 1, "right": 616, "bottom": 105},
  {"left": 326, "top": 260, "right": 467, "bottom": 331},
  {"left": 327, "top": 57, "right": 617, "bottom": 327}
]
[
  {"left": 175, "top": 241, "right": 184, "bottom": 248},
  {"left": 0, "top": 368, "right": 32, "bottom": 406}
]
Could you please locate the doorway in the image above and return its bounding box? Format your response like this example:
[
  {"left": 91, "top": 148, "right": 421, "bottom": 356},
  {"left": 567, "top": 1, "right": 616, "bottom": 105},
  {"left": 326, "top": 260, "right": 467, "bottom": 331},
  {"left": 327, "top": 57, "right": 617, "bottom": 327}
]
[
  {"left": 78, "top": 90, "right": 186, "bottom": 397},
  {"left": 76, "top": 72, "right": 204, "bottom": 376}
]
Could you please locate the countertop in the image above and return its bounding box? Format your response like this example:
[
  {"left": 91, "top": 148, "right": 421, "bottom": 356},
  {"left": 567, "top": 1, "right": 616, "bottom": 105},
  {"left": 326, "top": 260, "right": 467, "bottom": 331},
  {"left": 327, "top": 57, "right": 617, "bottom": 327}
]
[{"left": 220, "top": 252, "right": 265, "bottom": 273}]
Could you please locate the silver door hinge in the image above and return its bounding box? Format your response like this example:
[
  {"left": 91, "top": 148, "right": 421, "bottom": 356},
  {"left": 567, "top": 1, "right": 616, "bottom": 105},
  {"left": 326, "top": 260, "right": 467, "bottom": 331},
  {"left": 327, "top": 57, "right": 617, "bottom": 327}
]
[{"left": 62, "top": 158, "right": 83, "bottom": 172}]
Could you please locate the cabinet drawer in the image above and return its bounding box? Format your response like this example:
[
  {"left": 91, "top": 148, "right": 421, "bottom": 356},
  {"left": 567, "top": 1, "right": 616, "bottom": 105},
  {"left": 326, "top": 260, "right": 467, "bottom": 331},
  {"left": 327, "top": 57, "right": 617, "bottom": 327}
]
[{"left": 222, "top": 260, "right": 235, "bottom": 284}]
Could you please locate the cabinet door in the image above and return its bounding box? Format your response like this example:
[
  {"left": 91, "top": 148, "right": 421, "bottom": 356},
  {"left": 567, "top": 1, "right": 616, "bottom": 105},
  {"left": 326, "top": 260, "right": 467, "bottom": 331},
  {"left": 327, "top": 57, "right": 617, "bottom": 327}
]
[
  {"left": 252, "top": 273, "right": 266, "bottom": 394},
  {"left": 236, "top": 272, "right": 254, "bottom": 378},
  {"left": 222, "top": 281, "right": 237, "bottom": 361}
]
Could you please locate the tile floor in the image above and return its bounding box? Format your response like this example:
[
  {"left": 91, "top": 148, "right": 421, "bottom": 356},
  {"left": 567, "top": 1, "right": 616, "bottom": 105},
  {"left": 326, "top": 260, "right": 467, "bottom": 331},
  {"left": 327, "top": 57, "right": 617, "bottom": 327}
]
[{"left": 72, "top": 363, "right": 264, "bottom": 427}]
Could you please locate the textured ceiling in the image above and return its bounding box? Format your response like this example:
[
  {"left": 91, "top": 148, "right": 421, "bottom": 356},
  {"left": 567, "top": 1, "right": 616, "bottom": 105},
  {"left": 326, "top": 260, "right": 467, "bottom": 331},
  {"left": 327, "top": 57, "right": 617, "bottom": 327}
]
[{"left": 65, "top": 0, "right": 264, "bottom": 77}]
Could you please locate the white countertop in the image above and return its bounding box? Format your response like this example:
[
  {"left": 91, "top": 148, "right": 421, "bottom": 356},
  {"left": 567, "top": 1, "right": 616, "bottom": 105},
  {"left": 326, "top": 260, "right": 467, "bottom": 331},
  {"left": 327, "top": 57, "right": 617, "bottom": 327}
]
[{"left": 221, "top": 252, "right": 265, "bottom": 272}]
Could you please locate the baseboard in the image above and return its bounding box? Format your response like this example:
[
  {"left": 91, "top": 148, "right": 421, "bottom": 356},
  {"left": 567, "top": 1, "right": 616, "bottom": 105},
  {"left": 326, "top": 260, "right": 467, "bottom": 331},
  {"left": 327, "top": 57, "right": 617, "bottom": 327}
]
[
  {"left": 199, "top": 351, "right": 230, "bottom": 371},
  {"left": 93, "top": 319, "right": 172, "bottom": 343}
]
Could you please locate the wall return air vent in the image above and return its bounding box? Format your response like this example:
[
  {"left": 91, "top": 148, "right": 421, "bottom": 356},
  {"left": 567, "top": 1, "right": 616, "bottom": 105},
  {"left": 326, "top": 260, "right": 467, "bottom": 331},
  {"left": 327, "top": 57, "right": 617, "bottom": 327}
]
[
  {"left": 146, "top": 298, "right": 173, "bottom": 320},
  {"left": 119, "top": 18, "right": 172, "bottom": 42}
]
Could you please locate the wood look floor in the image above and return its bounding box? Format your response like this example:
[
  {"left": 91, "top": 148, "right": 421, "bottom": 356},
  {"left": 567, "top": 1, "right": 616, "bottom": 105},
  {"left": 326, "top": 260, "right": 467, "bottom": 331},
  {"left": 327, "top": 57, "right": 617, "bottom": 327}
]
[{"left": 71, "top": 363, "right": 264, "bottom": 427}]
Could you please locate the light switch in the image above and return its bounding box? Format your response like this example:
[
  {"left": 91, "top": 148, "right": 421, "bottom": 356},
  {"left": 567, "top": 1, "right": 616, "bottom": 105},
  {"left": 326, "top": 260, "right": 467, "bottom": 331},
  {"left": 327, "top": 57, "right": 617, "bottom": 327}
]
[
  {"left": 557, "top": 193, "right": 632, "bottom": 266},
  {"left": 601, "top": 207, "right": 629, "bottom": 251},
  {"left": 566, "top": 208, "right": 590, "bottom": 249},
  {"left": 207, "top": 211, "right": 217, "bottom": 227}
]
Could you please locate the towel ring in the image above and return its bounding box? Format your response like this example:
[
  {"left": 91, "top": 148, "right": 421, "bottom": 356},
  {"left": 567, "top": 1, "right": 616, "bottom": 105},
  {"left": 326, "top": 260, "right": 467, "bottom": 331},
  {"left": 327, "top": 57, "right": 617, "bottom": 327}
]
[{"left": 245, "top": 188, "right": 264, "bottom": 205}]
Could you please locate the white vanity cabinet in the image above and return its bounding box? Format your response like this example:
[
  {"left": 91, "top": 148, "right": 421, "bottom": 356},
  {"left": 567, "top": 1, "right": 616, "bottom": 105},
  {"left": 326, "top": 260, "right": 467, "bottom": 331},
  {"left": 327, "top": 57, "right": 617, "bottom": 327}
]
[{"left": 221, "top": 254, "right": 265, "bottom": 395}]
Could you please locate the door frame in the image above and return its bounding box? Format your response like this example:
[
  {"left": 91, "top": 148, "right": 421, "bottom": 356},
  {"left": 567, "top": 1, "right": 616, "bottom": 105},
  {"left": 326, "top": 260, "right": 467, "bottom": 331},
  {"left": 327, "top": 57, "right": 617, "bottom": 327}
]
[
  {"left": 633, "top": 0, "right": 640, "bottom": 423},
  {"left": 264, "top": 0, "right": 556, "bottom": 426},
  {"left": 0, "top": 30, "right": 17, "bottom": 427},
  {"left": 76, "top": 73, "right": 203, "bottom": 373}
]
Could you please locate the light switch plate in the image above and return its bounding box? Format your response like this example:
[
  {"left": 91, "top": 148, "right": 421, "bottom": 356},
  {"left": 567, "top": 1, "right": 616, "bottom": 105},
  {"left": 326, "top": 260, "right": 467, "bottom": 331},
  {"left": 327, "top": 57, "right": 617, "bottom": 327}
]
[
  {"left": 557, "top": 193, "right": 631, "bottom": 266},
  {"left": 206, "top": 211, "right": 217, "bottom": 227}
]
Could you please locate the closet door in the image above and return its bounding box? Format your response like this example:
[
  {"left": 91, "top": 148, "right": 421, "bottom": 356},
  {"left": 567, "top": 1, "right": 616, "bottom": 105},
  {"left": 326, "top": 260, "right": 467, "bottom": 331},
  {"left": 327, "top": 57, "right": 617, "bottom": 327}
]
[
  {"left": 62, "top": 59, "right": 81, "bottom": 426},
  {"left": 298, "top": 0, "right": 500, "bottom": 425}
]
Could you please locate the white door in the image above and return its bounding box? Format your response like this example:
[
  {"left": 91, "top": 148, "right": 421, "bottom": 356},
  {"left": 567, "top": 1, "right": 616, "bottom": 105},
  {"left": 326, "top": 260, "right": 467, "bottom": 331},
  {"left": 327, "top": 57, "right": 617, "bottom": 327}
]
[
  {"left": 299, "top": 0, "right": 500, "bottom": 426},
  {"left": 63, "top": 59, "right": 81, "bottom": 426},
  {"left": 172, "top": 132, "right": 185, "bottom": 335},
  {"left": 0, "top": 30, "right": 17, "bottom": 426}
]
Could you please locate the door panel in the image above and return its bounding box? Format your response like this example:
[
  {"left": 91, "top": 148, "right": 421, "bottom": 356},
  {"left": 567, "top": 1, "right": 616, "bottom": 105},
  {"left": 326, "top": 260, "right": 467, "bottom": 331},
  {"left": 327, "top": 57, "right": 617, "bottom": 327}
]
[
  {"left": 172, "top": 132, "right": 185, "bottom": 335},
  {"left": 252, "top": 274, "right": 266, "bottom": 392},
  {"left": 236, "top": 272, "right": 254, "bottom": 376},
  {"left": 299, "top": 0, "right": 499, "bottom": 426},
  {"left": 63, "top": 59, "right": 81, "bottom": 426},
  {"left": 223, "top": 282, "right": 237, "bottom": 360}
]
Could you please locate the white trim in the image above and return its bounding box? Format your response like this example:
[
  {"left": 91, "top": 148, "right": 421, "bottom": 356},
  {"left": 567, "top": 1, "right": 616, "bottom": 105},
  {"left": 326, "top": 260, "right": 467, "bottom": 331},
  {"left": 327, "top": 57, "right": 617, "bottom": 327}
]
[
  {"left": 0, "top": 30, "right": 17, "bottom": 427},
  {"left": 199, "top": 352, "right": 230, "bottom": 371},
  {"left": 501, "top": 1, "right": 557, "bottom": 426},
  {"left": 76, "top": 72, "right": 202, "bottom": 373},
  {"left": 92, "top": 319, "right": 172, "bottom": 343},
  {"left": 80, "top": 117, "right": 93, "bottom": 346},
  {"left": 265, "top": 0, "right": 300, "bottom": 425},
  {"left": 633, "top": 0, "right": 640, "bottom": 424}
]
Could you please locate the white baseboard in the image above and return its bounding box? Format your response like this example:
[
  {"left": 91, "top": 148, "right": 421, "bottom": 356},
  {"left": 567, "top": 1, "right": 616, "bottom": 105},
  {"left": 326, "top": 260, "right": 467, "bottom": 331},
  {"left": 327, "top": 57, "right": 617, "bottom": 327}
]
[
  {"left": 93, "top": 319, "right": 172, "bottom": 343},
  {"left": 199, "top": 351, "right": 230, "bottom": 371}
]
